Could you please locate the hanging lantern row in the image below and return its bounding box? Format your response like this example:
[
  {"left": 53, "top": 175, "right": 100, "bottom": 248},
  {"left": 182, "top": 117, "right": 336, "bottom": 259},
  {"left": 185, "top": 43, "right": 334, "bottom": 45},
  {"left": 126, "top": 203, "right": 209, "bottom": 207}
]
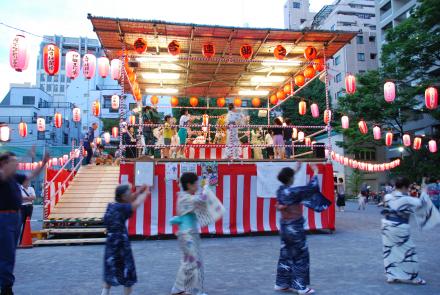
[
  {"left": 383, "top": 82, "right": 437, "bottom": 110},
  {"left": 331, "top": 151, "right": 401, "bottom": 172}
]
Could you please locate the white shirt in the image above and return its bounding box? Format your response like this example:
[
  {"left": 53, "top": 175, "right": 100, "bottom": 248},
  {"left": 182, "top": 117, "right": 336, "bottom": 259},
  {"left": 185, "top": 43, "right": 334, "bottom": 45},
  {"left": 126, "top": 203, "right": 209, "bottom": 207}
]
[
  {"left": 179, "top": 115, "right": 189, "bottom": 128},
  {"left": 21, "top": 186, "right": 36, "bottom": 205},
  {"left": 265, "top": 133, "right": 273, "bottom": 145}
]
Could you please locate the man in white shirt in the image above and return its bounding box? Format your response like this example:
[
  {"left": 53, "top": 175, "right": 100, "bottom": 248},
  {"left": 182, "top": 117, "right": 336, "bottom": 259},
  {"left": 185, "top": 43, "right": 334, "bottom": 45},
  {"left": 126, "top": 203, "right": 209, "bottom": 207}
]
[{"left": 20, "top": 178, "right": 35, "bottom": 243}]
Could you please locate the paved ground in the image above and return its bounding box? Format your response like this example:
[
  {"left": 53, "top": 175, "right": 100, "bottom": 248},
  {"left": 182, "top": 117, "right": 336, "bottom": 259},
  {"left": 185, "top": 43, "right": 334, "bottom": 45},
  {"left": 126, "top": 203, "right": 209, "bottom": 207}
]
[{"left": 15, "top": 202, "right": 440, "bottom": 295}]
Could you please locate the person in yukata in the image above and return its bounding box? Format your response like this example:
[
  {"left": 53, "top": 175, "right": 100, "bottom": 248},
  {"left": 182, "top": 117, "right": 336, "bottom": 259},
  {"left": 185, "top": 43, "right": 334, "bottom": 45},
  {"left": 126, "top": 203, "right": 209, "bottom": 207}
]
[
  {"left": 101, "top": 184, "right": 150, "bottom": 295},
  {"left": 274, "top": 164, "right": 331, "bottom": 294},
  {"left": 225, "top": 103, "right": 246, "bottom": 160}
]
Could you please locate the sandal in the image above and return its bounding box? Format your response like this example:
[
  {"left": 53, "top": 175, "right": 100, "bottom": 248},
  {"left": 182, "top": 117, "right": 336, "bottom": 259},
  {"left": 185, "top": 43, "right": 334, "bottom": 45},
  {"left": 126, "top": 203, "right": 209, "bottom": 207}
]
[
  {"left": 296, "top": 288, "right": 315, "bottom": 294},
  {"left": 410, "top": 278, "right": 426, "bottom": 285},
  {"left": 274, "top": 285, "right": 291, "bottom": 292}
]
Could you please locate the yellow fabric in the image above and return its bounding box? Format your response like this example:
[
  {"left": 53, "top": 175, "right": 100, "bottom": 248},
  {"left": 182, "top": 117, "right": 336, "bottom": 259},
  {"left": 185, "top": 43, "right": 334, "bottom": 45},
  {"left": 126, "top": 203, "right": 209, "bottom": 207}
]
[{"left": 163, "top": 122, "right": 172, "bottom": 139}]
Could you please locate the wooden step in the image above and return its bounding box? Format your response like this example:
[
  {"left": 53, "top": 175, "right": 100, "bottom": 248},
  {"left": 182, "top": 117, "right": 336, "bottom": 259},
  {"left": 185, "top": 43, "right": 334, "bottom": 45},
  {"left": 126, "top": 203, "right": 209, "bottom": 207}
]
[
  {"left": 33, "top": 238, "right": 106, "bottom": 246},
  {"left": 53, "top": 202, "right": 112, "bottom": 208},
  {"left": 58, "top": 199, "right": 113, "bottom": 203},
  {"left": 48, "top": 213, "right": 104, "bottom": 219},
  {"left": 51, "top": 207, "right": 107, "bottom": 213},
  {"left": 42, "top": 228, "right": 106, "bottom": 234}
]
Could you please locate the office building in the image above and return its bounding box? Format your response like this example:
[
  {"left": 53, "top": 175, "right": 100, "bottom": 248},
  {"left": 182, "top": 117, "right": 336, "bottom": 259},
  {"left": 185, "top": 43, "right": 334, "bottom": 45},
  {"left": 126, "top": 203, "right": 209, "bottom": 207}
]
[{"left": 284, "top": 0, "right": 315, "bottom": 29}]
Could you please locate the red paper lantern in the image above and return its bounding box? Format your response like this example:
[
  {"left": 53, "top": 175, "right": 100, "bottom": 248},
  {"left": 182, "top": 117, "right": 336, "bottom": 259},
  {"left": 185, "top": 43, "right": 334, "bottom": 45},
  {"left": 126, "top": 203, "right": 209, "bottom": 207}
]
[
  {"left": 304, "top": 137, "right": 311, "bottom": 146},
  {"left": 385, "top": 131, "right": 393, "bottom": 146},
  {"left": 217, "top": 97, "right": 226, "bottom": 107},
  {"left": 303, "top": 66, "right": 315, "bottom": 79},
  {"left": 240, "top": 44, "right": 253, "bottom": 59},
  {"left": 98, "top": 57, "right": 110, "bottom": 78},
  {"left": 150, "top": 95, "right": 159, "bottom": 105},
  {"left": 294, "top": 74, "right": 305, "bottom": 87},
  {"left": 103, "top": 132, "right": 111, "bottom": 144},
  {"left": 304, "top": 46, "right": 317, "bottom": 60},
  {"left": 202, "top": 42, "right": 216, "bottom": 58},
  {"left": 37, "top": 118, "right": 45, "bottom": 132},
  {"left": 54, "top": 112, "right": 62, "bottom": 128},
  {"left": 310, "top": 103, "right": 319, "bottom": 118},
  {"left": 413, "top": 137, "right": 422, "bottom": 150},
  {"left": 341, "top": 116, "right": 349, "bottom": 129},
  {"left": 373, "top": 126, "right": 381, "bottom": 140},
  {"left": 134, "top": 38, "right": 147, "bottom": 54},
  {"left": 82, "top": 53, "right": 96, "bottom": 79},
  {"left": 384, "top": 163, "right": 390, "bottom": 170},
  {"left": 92, "top": 101, "right": 101, "bottom": 117},
  {"left": 324, "top": 110, "right": 332, "bottom": 124},
  {"left": 112, "top": 126, "right": 119, "bottom": 138},
  {"left": 9, "top": 35, "right": 29, "bottom": 72},
  {"left": 292, "top": 128, "right": 297, "bottom": 139},
  {"left": 251, "top": 97, "right": 261, "bottom": 107},
  {"left": 313, "top": 58, "right": 325, "bottom": 72},
  {"left": 72, "top": 107, "right": 81, "bottom": 122},
  {"left": 171, "top": 96, "right": 179, "bottom": 107},
  {"left": 352, "top": 160, "right": 359, "bottom": 169},
  {"left": 110, "top": 59, "right": 122, "bottom": 80},
  {"left": 403, "top": 134, "right": 411, "bottom": 147},
  {"left": 270, "top": 94, "right": 278, "bottom": 105},
  {"left": 65, "top": 50, "right": 81, "bottom": 80},
  {"left": 276, "top": 90, "right": 285, "bottom": 100},
  {"left": 95, "top": 137, "right": 102, "bottom": 145},
  {"left": 384, "top": 81, "right": 396, "bottom": 103},
  {"left": 428, "top": 140, "right": 437, "bottom": 153},
  {"left": 345, "top": 74, "right": 356, "bottom": 94},
  {"left": 283, "top": 84, "right": 291, "bottom": 95},
  {"left": 425, "top": 87, "right": 438, "bottom": 110},
  {"left": 43, "top": 43, "right": 60, "bottom": 76},
  {"left": 129, "top": 115, "right": 136, "bottom": 125},
  {"left": 234, "top": 97, "right": 242, "bottom": 107},
  {"left": 111, "top": 95, "right": 120, "bottom": 110},
  {"left": 167, "top": 40, "right": 181, "bottom": 56},
  {"left": 274, "top": 44, "right": 287, "bottom": 60},
  {"left": 189, "top": 97, "right": 198, "bottom": 107},
  {"left": 18, "top": 122, "right": 27, "bottom": 137},
  {"left": 298, "top": 101, "right": 307, "bottom": 115},
  {"left": 358, "top": 120, "right": 368, "bottom": 134}
]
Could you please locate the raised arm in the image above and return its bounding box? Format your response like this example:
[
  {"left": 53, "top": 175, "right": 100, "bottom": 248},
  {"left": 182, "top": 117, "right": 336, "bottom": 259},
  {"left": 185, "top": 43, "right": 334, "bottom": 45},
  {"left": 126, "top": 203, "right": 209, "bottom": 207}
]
[
  {"left": 28, "top": 150, "right": 50, "bottom": 181},
  {"left": 131, "top": 185, "right": 150, "bottom": 210}
]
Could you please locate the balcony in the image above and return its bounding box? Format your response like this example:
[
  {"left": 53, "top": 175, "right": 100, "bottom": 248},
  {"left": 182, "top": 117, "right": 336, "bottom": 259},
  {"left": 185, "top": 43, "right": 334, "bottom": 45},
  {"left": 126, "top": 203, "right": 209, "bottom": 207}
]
[{"left": 38, "top": 101, "right": 74, "bottom": 109}]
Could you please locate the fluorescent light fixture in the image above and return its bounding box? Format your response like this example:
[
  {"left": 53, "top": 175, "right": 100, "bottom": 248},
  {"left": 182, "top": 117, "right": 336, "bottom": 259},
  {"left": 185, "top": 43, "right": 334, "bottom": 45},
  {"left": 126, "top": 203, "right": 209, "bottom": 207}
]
[
  {"left": 398, "top": 147, "right": 404, "bottom": 152},
  {"left": 142, "top": 73, "right": 180, "bottom": 80},
  {"left": 145, "top": 88, "right": 178, "bottom": 94},
  {"left": 250, "top": 76, "right": 285, "bottom": 83},
  {"left": 238, "top": 90, "right": 269, "bottom": 96},
  {"left": 262, "top": 59, "right": 301, "bottom": 67},
  {"left": 136, "top": 55, "right": 178, "bottom": 62}
]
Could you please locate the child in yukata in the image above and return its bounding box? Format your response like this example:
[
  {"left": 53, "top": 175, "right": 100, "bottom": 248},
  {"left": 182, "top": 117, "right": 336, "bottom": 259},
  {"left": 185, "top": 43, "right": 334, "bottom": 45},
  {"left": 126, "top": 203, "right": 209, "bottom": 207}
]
[
  {"left": 101, "top": 184, "right": 150, "bottom": 295},
  {"left": 274, "top": 164, "right": 331, "bottom": 294}
]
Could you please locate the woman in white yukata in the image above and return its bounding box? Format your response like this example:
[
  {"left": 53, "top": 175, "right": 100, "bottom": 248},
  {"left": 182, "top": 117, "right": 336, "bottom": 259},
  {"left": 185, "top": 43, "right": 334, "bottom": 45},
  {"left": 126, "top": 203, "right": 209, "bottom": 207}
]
[{"left": 225, "top": 103, "right": 246, "bottom": 160}]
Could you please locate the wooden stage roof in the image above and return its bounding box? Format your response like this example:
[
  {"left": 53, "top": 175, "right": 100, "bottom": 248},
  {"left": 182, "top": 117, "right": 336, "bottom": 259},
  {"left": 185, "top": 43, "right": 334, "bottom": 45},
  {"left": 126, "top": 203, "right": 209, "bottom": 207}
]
[{"left": 88, "top": 15, "right": 356, "bottom": 99}]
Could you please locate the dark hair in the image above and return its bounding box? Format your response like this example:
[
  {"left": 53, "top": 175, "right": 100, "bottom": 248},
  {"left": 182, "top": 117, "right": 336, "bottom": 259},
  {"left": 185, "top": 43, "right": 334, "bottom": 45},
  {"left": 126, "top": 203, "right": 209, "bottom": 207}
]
[
  {"left": 428, "top": 177, "right": 437, "bottom": 184},
  {"left": 164, "top": 115, "right": 171, "bottom": 121},
  {"left": 394, "top": 177, "right": 410, "bottom": 189},
  {"left": 115, "top": 184, "right": 130, "bottom": 202},
  {"left": 180, "top": 172, "right": 198, "bottom": 191},
  {"left": 278, "top": 167, "right": 295, "bottom": 185},
  {"left": 285, "top": 118, "right": 292, "bottom": 125},
  {"left": 338, "top": 177, "right": 343, "bottom": 183},
  {"left": 228, "top": 103, "right": 235, "bottom": 111},
  {"left": 0, "top": 152, "right": 16, "bottom": 167},
  {"left": 180, "top": 109, "right": 188, "bottom": 115},
  {"left": 274, "top": 117, "right": 283, "bottom": 125}
]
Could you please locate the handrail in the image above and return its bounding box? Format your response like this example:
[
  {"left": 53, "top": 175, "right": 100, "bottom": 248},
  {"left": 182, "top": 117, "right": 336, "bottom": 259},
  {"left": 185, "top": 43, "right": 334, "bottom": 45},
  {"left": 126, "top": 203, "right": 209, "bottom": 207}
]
[
  {"left": 44, "top": 155, "right": 76, "bottom": 190},
  {"left": 51, "top": 155, "right": 83, "bottom": 198}
]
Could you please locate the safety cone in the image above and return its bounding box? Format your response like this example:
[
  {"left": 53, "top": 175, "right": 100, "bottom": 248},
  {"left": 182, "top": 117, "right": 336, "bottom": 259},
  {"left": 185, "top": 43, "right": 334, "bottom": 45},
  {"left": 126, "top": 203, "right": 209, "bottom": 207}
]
[{"left": 19, "top": 217, "right": 33, "bottom": 248}]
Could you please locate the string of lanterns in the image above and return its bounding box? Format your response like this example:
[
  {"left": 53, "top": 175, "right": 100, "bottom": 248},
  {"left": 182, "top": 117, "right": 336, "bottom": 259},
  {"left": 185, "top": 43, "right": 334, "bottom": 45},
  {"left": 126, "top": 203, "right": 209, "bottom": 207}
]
[{"left": 330, "top": 151, "right": 401, "bottom": 172}]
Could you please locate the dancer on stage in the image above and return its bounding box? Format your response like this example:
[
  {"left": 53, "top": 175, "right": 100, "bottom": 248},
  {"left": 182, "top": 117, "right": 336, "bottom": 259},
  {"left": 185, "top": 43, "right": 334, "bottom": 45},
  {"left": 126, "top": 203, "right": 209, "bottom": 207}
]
[
  {"left": 101, "top": 184, "right": 150, "bottom": 295},
  {"left": 170, "top": 172, "right": 224, "bottom": 295},
  {"left": 225, "top": 103, "right": 246, "bottom": 160},
  {"left": 274, "top": 164, "right": 331, "bottom": 294},
  {"left": 177, "top": 109, "right": 191, "bottom": 158}
]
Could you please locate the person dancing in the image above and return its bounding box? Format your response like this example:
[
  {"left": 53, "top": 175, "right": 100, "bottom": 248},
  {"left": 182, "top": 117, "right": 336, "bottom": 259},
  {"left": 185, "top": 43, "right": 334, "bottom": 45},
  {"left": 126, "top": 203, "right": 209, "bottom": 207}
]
[{"left": 225, "top": 103, "right": 245, "bottom": 160}]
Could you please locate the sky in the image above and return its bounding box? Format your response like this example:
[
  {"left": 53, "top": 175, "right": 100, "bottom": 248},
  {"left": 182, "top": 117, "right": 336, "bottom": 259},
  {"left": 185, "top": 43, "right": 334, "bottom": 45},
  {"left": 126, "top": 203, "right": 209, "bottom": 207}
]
[{"left": 0, "top": 0, "right": 333, "bottom": 100}]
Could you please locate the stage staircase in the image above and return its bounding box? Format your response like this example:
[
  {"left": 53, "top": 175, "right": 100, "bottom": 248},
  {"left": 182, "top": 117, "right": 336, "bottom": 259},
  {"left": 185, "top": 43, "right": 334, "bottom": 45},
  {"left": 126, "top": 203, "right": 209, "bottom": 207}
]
[{"left": 34, "top": 165, "right": 119, "bottom": 246}]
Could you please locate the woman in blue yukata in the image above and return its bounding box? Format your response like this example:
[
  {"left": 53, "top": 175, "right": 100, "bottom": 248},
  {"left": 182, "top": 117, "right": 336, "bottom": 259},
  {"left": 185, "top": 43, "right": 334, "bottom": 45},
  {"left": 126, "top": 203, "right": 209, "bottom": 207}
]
[
  {"left": 101, "top": 184, "right": 150, "bottom": 295},
  {"left": 274, "top": 164, "right": 331, "bottom": 294}
]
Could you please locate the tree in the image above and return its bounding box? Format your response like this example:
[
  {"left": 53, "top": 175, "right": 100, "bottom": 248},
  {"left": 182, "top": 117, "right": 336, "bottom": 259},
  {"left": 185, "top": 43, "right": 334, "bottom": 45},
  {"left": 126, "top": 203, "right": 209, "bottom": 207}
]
[{"left": 347, "top": 169, "right": 364, "bottom": 197}]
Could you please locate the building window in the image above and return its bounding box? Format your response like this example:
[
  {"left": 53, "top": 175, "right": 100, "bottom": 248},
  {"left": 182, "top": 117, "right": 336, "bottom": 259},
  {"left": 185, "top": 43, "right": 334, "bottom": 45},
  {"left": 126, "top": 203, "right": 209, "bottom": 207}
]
[
  {"left": 334, "top": 55, "right": 341, "bottom": 66},
  {"left": 370, "top": 53, "right": 377, "bottom": 60},
  {"left": 37, "top": 131, "right": 45, "bottom": 140},
  {"left": 40, "top": 85, "right": 44, "bottom": 91},
  {"left": 357, "top": 53, "right": 365, "bottom": 61},
  {"left": 40, "top": 74, "right": 45, "bottom": 82},
  {"left": 337, "top": 90, "right": 344, "bottom": 98},
  {"left": 292, "top": 2, "right": 300, "bottom": 8},
  {"left": 54, "top": 85, "right": 59, "bottom": 92},
  {"left": 129, "top": 103, "right": 137, "bottom": 110},
  {"left": 331, "top": 24, "right": 336, "bottom": 31},
  {"left": 357, "top": 35, "right": 364, "bottom": 44},
  {"left": 359, "top": 70, "right": 366, "bottom": 74},
  {"left": 61, "top": 74, "right": 65, "bottom": 82},
  {"left": 369, "top": 36, "right": 376, "bottom": 42},
  {"left": 63, "top": 133, "right": 68, "bottom": 145},
  {"left": 355, "top": 149, "right": 376, "bottom": 161},
  {"left": 60, "top": 85, "right": 65, "bottom": 92},
  {"left": 335, "top": 73, "right": 342, "bottom": 83},
  {"left": 67, "top": 77, "right": 71, "bottom": 83},
  {"left": 54, "top": 75, "right": 59, "bottom": 82},
  {"left": 22, "top": 96, "right": 35, "bottom": 105},
  {"left": 46, "top": 84, "right": 52, "bottom": 92},
  {"left": 47, "top": 75, "right": 52, "bottom": 82}
]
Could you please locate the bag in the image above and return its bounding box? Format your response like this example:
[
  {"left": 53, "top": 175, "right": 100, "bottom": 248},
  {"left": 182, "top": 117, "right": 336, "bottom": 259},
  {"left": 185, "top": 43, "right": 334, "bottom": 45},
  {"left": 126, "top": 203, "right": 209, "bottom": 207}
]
[{"left": 195, "top": 186, "right": 225, "bottom": 227}]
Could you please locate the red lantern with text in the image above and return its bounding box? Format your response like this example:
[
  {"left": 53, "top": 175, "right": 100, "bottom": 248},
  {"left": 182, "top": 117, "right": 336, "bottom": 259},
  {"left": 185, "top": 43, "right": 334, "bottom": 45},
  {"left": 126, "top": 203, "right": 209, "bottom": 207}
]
[
  {"left": 303, "top": 66, "right": 315, "bottom": 79},
  {"left": 283, "top": 84, "right": 291, "bottom": 95},
  {"left": 134, "top": 38, "right": 147, "bottom": 54},
  {"left": 43, "top": 43, "right": 60, "bottom": 76},
  {"left": 202, "top": 42, "right": 215, "bottom": 58},
  {"left": 324, "top": 110, "right": 332, "bottom": 124},
  {"left": 72, "top": 107, "right": 81, "bottom": 122},
  {"left": 403, "top": 134, "right": 411, "bottom": 147},
  {"left": 274, "top": 45, "right": 287, "bottom": 60},
  {"left": 234, "top": 97, "right": 242, "bottom": 107},
  {"left": 358, "top": 120, "right": 368, "bottom": 134},
  {"left": 54, "top": 113, "right": 62, "bottom": 128},
  {"left": 425, "top": 87, "right": 438, "bottom": 110},
  {"left": 190, "top": 97, "right": 198, "bottom": 107},
  {"left": 168, "top": 40, "right": 181, "bottom": 56},
  {"left": 251, "top": 97, "right": 261, "bottom": 107},
  {"left": 111, "top": 59, "right": 122, "bottom": 80},
  {"left": 373, "top": 126, "right": 381, "bottom": 140},
  {"left": 150, "top": 95, "right": 159, "bottom": 105},
  {"left": 9, "top": 35, "right": 29, "bottom": 72},
  {"left": 428, "top": 140, "right": 437, "bottom": 153},
  {"left": 413, "top": 137, "right": 422, "bottom": 150},
  {"left": 36, "top": 118, "right": 45, "bottom": 132},
  {"left": 294, "top": 74, "right": 305, "bottom": 87},
  {"left": 217, "top": 97, "right": 226, "bottom": 107},
  {"left": 92, "top": 101, "right": 100, "bottom": 117},
  {"left": 313, "top": 58, "right": 325, "bottom": 72},
  {"left": 310, "top": 103, "right": 319, "bottom": 118},
  {"left": 341, "top": 115, "right": 349, "bottom": 129},
  {"left": 66, "top": 50, "right": 81, "bottom": 80},
  {"left": 270, "top": 94, "right": 278, "bottom": 105},
  {"left": 298, "top": 101, "right": 307, "bottom": 115},
  {"left": 345, "top": 74, "right": 356, "bottom": 94},
  {"left": 111, "top": 95, "right": 120, "bottom": 110},
  {"left": 98, "top": 57, "right": 110, "bottom": 78},
  {"left": 112, "top": 126, "right": 119, "bottom": 138},
  {"left": 240, "top": 44, "right": 253, "bottom": 59},
  {"left": 385, "top": 131, "right": 393, "bottom": 146},
  {"left": 82, "top": 53, "right": 96, "bottom": 79},
  {"left": 384, "top": 81, "right": 396, "bottom": 103},
  {"left": 277, "top": 90, "right": 285, "bottom": 100},
  {"left": 304, "top": 46, "right": 317, "bottom": 60},
  {"left": 171, "top": 96, "right": 179, "bottom": 107},
  {"left": 18, "top": 122, "right": 27, "bottom": 137},
  {"left": 129, "top": 115, "right": 136, "bottom": 125}
]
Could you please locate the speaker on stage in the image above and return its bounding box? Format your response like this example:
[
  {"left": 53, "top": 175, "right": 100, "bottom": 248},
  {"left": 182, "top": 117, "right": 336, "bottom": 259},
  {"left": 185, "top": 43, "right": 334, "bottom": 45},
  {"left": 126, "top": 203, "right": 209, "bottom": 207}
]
[{"left": 313, "top": 143, "right": 325, "bottom": 159}]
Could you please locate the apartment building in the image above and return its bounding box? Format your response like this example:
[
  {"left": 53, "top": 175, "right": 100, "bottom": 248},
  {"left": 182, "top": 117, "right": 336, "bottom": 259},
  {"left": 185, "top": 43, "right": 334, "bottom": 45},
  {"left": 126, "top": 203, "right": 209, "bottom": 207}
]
[{"left": 283, "top": 0, "right": 315, "bottom": 29}]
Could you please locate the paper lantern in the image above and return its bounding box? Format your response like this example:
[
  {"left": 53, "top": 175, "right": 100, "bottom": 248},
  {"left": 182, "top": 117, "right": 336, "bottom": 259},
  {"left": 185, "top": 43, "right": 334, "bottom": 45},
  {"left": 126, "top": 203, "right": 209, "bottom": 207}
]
[
  {"left": 37, "top": 118, "right": 45, "bottom": 132},
  {"left": 395, "top": 159, "right": 401, "bottom": 166},
  {"left": 304, "top": 46, "right": 317, "bottom": 60},
  {"left": 403, "top": 134, "right": 411, "bottom": 147},
  {"left": 98, "top": 57, "right": 110, "bottom": 78},
  {"left": 51, "top": 157, "right": 58, "bottom": 166},
  {"left": 18, "top": 122, "right": 27, "bottom": 137},
  {"left": 54, "top": 113, "right": 62, "bottom": 128},
  {"left": 129, "top": 115, "right": 136, "bottom": 125},
  {"left": 331, "top": 151, "right": 336, "bottom": 161},
  {"left": 189, "top": 97, "right": 198, "bottom": 107},
  {"left": 304, "top": 137, "right": 311, "bottom": 146},
  {"left": 111, "top": 95, "right": 120, "bottom": 109},
  {"left": 167, "top": 40, "right": 181, "bottom": 56},
  {"left": 251, "top": 97, "right": 261, "bottom": 107},
  {"left": 95, "top": 137, "right": 102, "bottom": 145},
  {"left": 294, "top": 74, "right": 305, "bottom": 87},
  {"left": 384, "top": 81, "right": 396, "bottom": 103},
  {"left": 134, "top": 38, "right": 147, "bottom": 54},
  {"left": 92, "top": 101, "right": 101, "bottom": 117},
  {"left": 112, "top": 126, "right": 119, "bottom": 138},
  {"left": 63, "top": 155, "right": 69, "bottom": 162},
  {"left": 413, "top": 137, "right": 422, "bottom": 150},
  {"left": 343, "top": 157, "right": 349, "bottom": 166},
  {"left": 150, "top": 95, "right": 159, "bottom": 105},
  {"left": 72, "top": 107, "right": 81, "bottom": 122},
  {"left": 9, "top": 35, "right": 29, "bottom": 72},
  {"left": 385, "top": 132, "right": 393, "bottom": 146},
  {"left": 310, "top": 103, "right": 319, "bottom": 118},
  {"left": 270, "top": 94, "right": 278, "bottom": 105},
  {"left": 341, "top": 116, "right": 349, "bottom": 129},
  {"left": 384, "top": 163, "right": 390, "bottom": 170},
  {"left": 389, "top": 162, "right": 396, "bottom": 169},
  {"left": 103, "top": 132, "right": 111, "bottom": 144},
  {"left": 298, "top": 101, "right": 307, "bottom": 115},
  {"left": 217, "top": 97, "right": 226, "bottom": 107},
  {"left": 298, "top": 131, "right": 304, "bottom": 142},
  {"left": 292, "top": 128, "right": 298, "bottom": 139},
  {"left": 313, "top": 58, "right": 325, "bottom": 72},
  {"left": 428, "top": 140, "right": 437, "bottom": 153},
  {"left": 283, "top": 84, "right": 291, "bottom": 95},
  {"left": 234, "top": 97, "right": 242, "bottom": 107},
  {"left": 425, "top": 87, "right": 438, "bottom": 110},
  {"left": 202, "top": 42, "right": 215, "bottom": 58},
  {"left": 171, "top": 96, "right": 179, "bottom": 107},
  {"left": 324, "top": 110, "right": 332, "bottom": 124},
  {"left": 345, "top": 74, "right": 356, "bottom": 94},
  {"left": 373, "top": 126, "right": 381, "bottom": 140},
  {"left": 276, "top": 90, "right": 285, "bottom": 100},
  {"left": 352, "top": 160, "right": 358, "bottom": 169},
  {"left": 274, "top": 44, "right": 287, "bottom": 60},
  {"left": 66, "top": 50, "right": 81, "bottom": 80},
  {"left": 358, "top": 120, "right": 368, "bottom": 134},
  {"left": 82, "top": 53, "right": 96, "bottom": 79},
  {"left": 110, "top": 59, "right": 122, "bottom": 80},
  {"left": 303, "top": 66, "right": 315, "bottom": 79},
  {"left": 43, "top": 43, "right": 60, "bottom": 76},
  {"left": 240, "top": 44, "right": 253, "bottom": 59}
]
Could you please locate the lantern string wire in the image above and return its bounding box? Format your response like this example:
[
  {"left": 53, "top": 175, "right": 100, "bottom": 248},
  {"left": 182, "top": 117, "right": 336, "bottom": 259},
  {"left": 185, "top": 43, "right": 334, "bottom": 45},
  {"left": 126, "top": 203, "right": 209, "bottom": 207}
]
[{"left": 0, "top": 22, "right": 55, "bottom": 42}]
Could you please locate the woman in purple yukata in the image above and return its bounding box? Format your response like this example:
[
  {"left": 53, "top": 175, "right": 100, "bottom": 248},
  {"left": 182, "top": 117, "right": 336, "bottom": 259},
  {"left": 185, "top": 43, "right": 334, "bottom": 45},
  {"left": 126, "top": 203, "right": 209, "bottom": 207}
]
[{"left": 274, "top": 164, "right": 331, "bottom": 294}]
